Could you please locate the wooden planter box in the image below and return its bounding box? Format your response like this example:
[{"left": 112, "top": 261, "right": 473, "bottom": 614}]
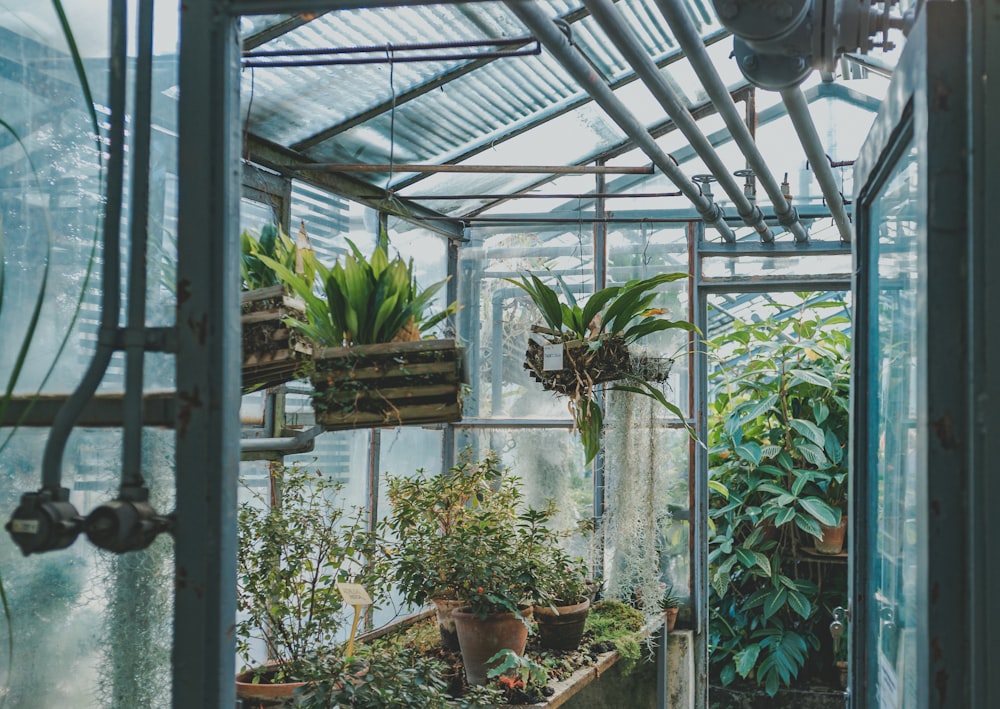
[
  {"left": 310, "top": 338, "right": 465, "bottom": 430},
  {"left": 241, "top": 285, "right": 311, "bottom": 394}
]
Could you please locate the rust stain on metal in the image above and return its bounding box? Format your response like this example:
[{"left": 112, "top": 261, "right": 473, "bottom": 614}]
[
  {"left": 935, "top": 668, "right": 948, "bottom": 704},
  {"left": 931, "top": 636, "right": 943, "bottom": 662},
  {"left": 930, "top": 581, "right": 939, "bottom": 605},
  {"left": 932, "top": 79, "right": 952, "bottom": 112},
  {"left": 177, "top": 388, "right": 204, "bottom": 436},
  {"left": 176, "top": 565, "right": 187, "bottom": 591},
  {"left": 929, "top": 414, "right": 958, "bottom": 449},
  {"left": 177, "top": 278, "right": 191, "bottom": 306},
  {"left": 188, "top": 313, "right": 208, "bottom": 346},
  {"left": 931, "top": 499, "right": 941, "bottom": 515}
]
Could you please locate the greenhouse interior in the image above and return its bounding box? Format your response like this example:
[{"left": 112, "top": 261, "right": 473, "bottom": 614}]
[{"left": 0, "top": 0, "right": 997, "bottom": 707}]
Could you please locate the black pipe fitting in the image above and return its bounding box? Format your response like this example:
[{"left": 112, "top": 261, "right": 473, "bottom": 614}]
[{"left": 6, "top": 488, "right": 83, "bottom": 555}]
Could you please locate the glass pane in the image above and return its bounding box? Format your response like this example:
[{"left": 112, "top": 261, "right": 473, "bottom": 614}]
[
  {"left": 458, "top": 225, "right": 594, "bottom": 420},
  {"left": 870, "top": 142, "right": 919, "bottom": 709},
  {"left": 0, "top": 428, "right": 175, "bottom": 708}
]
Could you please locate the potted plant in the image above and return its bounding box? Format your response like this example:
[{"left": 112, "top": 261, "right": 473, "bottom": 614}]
[
  {"left": 261, "top": 239, "right": 464, "bottom": 430},
  {"left": 385, "top": 450, "right": 520, "bottom": 651},
  {"left": 235, "top": 462, "right": 387, "bottom": 702},
  {"left": 507, "top": 272, "right": 698, "bottom": 463},
  {"left": 519, "top": 513, "right": 597, "bottom": 652},
  {"left": 658, "top": 585, "right": 681, "bottom": 633},
  {"left": 240, "top": 222, "right": 313, "bottom": 393}
]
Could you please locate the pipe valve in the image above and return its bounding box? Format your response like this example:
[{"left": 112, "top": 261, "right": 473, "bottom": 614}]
[
  {"left": 6, "top": 488, "right": 83, "bottom": 556},
  {"left": 85, "top": 497, "right": 171, "bottom": 554}
]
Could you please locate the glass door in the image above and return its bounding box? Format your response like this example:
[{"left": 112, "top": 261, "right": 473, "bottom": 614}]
[{"left": 851, "top": 3, "right": 968, "bottom": 707}]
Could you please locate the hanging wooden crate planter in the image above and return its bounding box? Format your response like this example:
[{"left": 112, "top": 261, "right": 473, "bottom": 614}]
[
  {"left": 523, "top": 333, "right": 631, "bottom": 398},
  {"left": 241, "top": 284, "right": 312, "bottom": 394},
  {"left": 310, "top": 338, "right": 465, "bottom": 430}
]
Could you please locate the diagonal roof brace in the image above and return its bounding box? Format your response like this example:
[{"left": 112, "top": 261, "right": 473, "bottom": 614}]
[
  {"left": 504, "top": 0, "right": 736, "bottom": 243},
  {"left": 655, "top": 0, "right": 810, "bottom": 243},
  {"left": 584, "top": 0, "right": 773, "bottom": 242}
]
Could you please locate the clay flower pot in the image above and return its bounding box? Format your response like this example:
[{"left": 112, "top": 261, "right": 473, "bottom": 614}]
[
  {"left": 432, "top": 597, "right": 465, "bottom": 651},
  {"left": 534, "top": 599, "right": 591, "bottom": 651},
  {"left": 815, "top": 516, "right": 848, "bottom": 554},
  {"left": 453, "top": 607, "right": 531, "bottom": 685},
  {"left": 235, "top": 664, "right": 307, "bottom": 704}
]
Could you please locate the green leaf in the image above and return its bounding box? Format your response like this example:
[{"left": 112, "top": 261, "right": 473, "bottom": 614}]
[
  {"left": 786, "top": 590, "right": 811, "bottom": 619},
  {"left": 790, "top": 418, "right": 826, "bottom": 448},
  {"left": 580, "top": 286, "right": 622, "bottom": 333},
  {"left": 735, "top": 645, "right": 761, "bottom": 678},
  {"left": 812, "top": 400, "right": 830, "bottom": 425},
  {"left": 793, "top": 514, "right": 822, "bottom": 538},
  {"left": 799, "top": 497, "right": 840, "bottom": 527},
  {"left": 708, "top": 479, "right": 729, "bottom": 498},
  {"left": 737, "top": 394, "right": 779, "bottom": 424},
  {"left": 735, "top": 441, "right": 763, "bottom": 465},
  {"left": 760, "top": 444, "right": 783, "bottom": 459},
  {"left": 762, "top": 588, "right": 787, "bottom": 619},
  {"left": 795, "top": 441, "right": 830, "bottom": 467},
  {"left": 825, "top": 429, "right": 844, "bottom": 464},
  {"left": 788, "top": 368, "right": 833, "bottom": 389}
]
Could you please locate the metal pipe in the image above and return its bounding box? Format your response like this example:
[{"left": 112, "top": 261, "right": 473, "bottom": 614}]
[
  {"left": 584, "top": 0, "right": 773, "bottom": 242},
  {"left": 403, "top": 191, "right": 684, "bottom": 200},
  {"left": 297, "top": 163, "right": 654, "bottom": 174},
  {"left": 654, "top": 0, "right": 810, "bottom": 243},
  {"left": 122, "top": 0, "right": 155, "bottom": 491},
  {"left": 779, "top": 87, "right": 853, "bottom": 242},
  {"left": 504, "top": 1, "right": 735, "bottom": 243},
  {"left": 42, "top": 0, "right": 128, "bottom": 489}
]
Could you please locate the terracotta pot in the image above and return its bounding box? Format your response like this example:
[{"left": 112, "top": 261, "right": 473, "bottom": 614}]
[
  {"left": 432, "top": 597, "right": 465, "bottom": 651},
  {"left": 453, "top": 607, "right": 531, "bottom": 685},
  {"left": 535, "top": 599, "right": 590, "bottom": 651},
  {"left": 664, "top": 606, "right": 679, "bottom": 633},
  {"left": 815, "top": 516, "right": 848, "bottom": 554},
  {"left": 235, "top": 665, "right": 307, "bottom": 705}
]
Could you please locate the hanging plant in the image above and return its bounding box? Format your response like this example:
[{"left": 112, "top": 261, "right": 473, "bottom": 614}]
[
  {"left": 261, "top": 239, "right": 464, "bottom": 429},
  {"left": 240, "top": 223, "right": 314, "bottom": 393},
  {"left": 507, "top": 272, "right": 698, "bottom": 463}
]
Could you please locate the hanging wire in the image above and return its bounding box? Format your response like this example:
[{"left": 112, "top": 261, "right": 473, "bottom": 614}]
[
  {"left": 243, "top": 66, "right": 255, "bottom": 163},
  {"left": 385, "top": 45, "right": 396, "bottom": 194}
]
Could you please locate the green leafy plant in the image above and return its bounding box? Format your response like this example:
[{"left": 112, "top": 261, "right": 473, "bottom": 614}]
[
  {"left": 298, "top": 647, "right": 482, "bottom": 709},
  {"left": 658, "top": 585, "right": 681, "bottom": 611},
  {"left": 507, "top": 272, "right": 698, "bottom": 463},
  {"left": 240, "top": 223, "right": 301, "bottom": 292},
  {"left": 487, "top": 649, "right": 551, "bottom": 704},
  {"left": 261, "top": 239, "right": 455, "bottom": 348},
  {"left": 706, "top": 295, "right": 850, "bottom": 695},
  {"left": 236, "top": 462, "right": 388, "bottom": 684},
  {"left": 385, "top": 450, "right": 521, "bottom": 607}
]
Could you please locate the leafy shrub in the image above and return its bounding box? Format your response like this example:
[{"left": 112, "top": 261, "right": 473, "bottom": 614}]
[{"left": 707, "top": 295, "right": 850, "bottom": 695}]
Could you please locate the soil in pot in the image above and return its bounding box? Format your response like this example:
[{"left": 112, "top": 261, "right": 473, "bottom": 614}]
[
  {"left": 535, "top": 599, "right": 590, "bottom": 651},
  {"left": 453, "top": 608, "right": 531, "bottom": 686}
]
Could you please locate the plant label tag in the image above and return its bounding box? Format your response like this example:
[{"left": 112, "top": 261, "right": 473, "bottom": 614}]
[
  {"left": 543, "top": 343, "right": 564, "bottom": 371},
  {"left": 337, "top": 582, "right": 372, "bottom": 607}
]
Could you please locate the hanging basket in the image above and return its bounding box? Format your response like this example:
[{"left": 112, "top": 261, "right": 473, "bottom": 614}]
[
  {"left": 523, "top": 333, "right": 631, "bottom": 399},
  {"left": 241, "top": 285, "right": 312, "bottom": 394},
  {"left": 309, "top": 338, "right": 465, "bottom": 431}
]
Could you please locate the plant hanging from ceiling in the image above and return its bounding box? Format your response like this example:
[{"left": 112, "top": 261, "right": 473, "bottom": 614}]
[{"left": 507, "top": 272, "right": 698, "bottom": 463}]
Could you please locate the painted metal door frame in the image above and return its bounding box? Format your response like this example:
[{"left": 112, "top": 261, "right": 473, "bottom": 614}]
[{"left": 851, "top": 4, "right": 969, "bottom": 707}]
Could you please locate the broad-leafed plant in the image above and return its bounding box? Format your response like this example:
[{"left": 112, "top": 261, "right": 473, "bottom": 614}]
[
  {"left": 240, "top": 223, "right": 302, "bottom": 292},
  {"left": 262, "top": 239, "right": 455, "bottom": 348},
  {"left": 706, "top": 294, "right": 850, "bottom": 695},
  {"left": 507, "top": 272, "right": 698, "bottom": 463},
  {"left": 237, "top": 462, "right": 388, "bottom": 684}
]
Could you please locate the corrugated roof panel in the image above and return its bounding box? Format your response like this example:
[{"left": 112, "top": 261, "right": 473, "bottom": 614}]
[{"left": 242, "top": 2, "right": 526, "bottom": 146}]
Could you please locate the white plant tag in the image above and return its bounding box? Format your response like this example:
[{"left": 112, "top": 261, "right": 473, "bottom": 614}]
[
  {"left": 543, "top": 343, "right": 564, "bottom": 371},
  {"left": 337, "top": 582, "right": 372, "bottom": 607}
]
